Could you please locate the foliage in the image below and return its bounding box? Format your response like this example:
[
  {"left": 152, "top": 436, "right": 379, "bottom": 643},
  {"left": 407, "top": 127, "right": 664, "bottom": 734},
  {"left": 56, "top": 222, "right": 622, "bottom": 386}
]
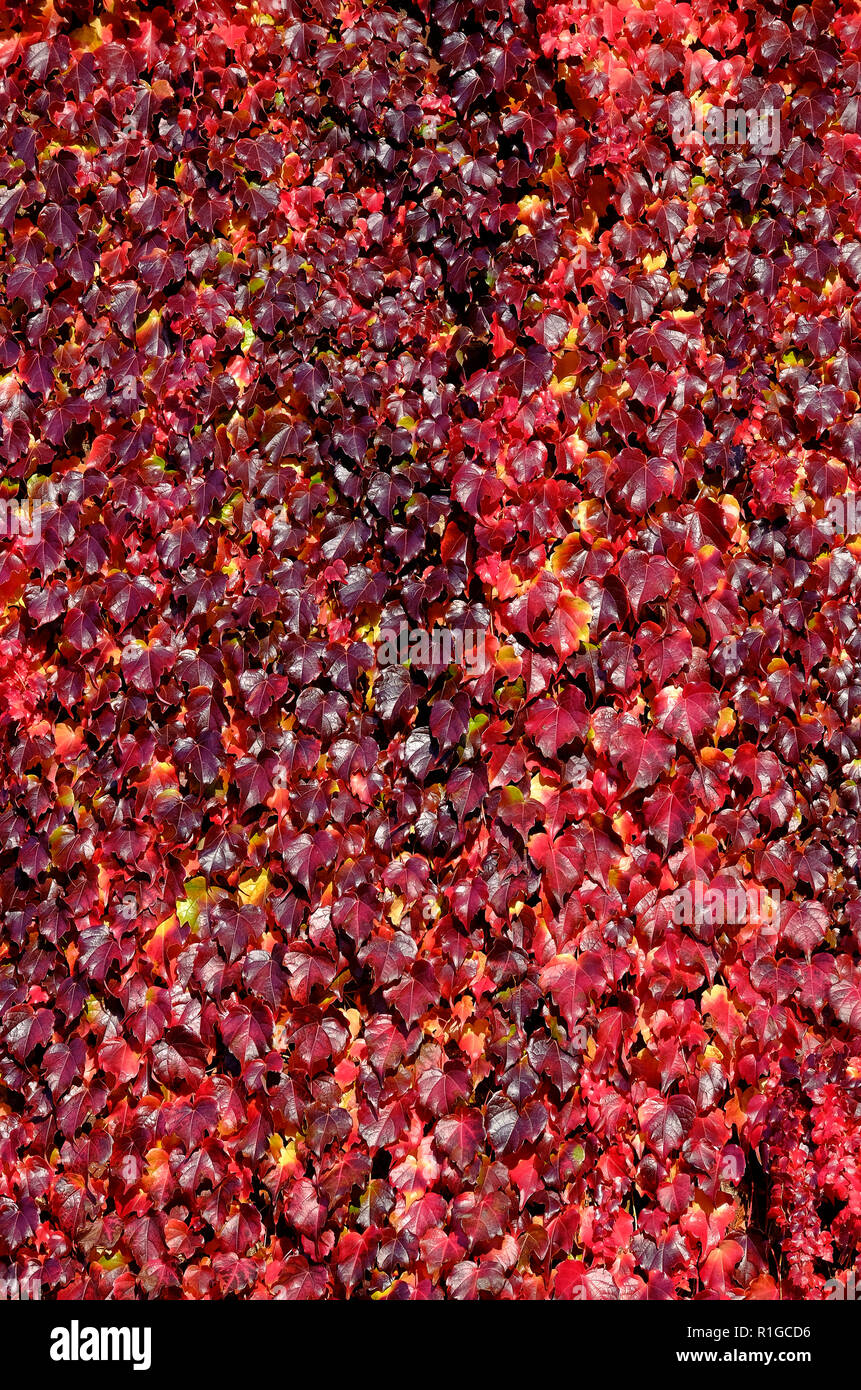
[{"left": 1, "top": 0, "right": 861, "bottom": 1299}]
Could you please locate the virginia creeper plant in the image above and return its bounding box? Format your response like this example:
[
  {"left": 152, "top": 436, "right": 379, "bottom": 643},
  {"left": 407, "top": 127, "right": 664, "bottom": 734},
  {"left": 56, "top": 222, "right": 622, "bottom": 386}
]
[{"left": 0, "top": 0, "right": 860, "bottom": 1301}]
